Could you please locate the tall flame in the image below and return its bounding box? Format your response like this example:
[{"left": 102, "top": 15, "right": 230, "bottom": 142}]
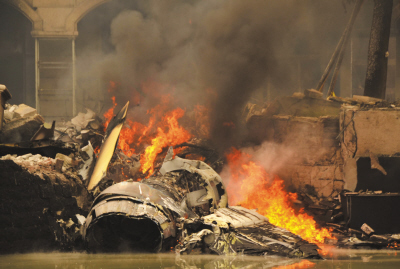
[
  {"left": 140, "top": 107, "right": 192, "bottom": 176},
  {"left": 103, "top": 96, "right": 117, "bottom": 130},
  {"left": 225, "top": 148, "right": 335, "bottom": 244},
  {"left": 102, "top": 90, "right": 192, "bottom": 174}
]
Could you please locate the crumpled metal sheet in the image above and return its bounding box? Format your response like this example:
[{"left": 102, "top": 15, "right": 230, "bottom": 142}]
[
  {"left": 89, "top": 198, "right": 173, "bottom": 236},
  {"left": 202, "top": 206, "right": 268, "bottom": 229},
  {"left": 176, "top": 205, "right": 321, "bottom": 258},
  {"left": 175, "top": 229, "right": 214, "bottom": 254},
  {"left": 83, "top": 151, "right": 320, "bottom": 258},
  {"left": 95, "top": 181, "right": 187, "bottom": 217},
  {"left": 160, "top": 147, "right": 228, "bottom": 210},
  {"left": 78, "top": 141, "right": 94, "bottom": 181}
]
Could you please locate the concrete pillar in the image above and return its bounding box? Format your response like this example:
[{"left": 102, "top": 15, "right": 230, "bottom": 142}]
[{"left": 3, "top": 0, "right": 112, "bottom": 120}]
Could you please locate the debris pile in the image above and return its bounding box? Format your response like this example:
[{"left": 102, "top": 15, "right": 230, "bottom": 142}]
[
  {"left": 83, "top": 149, "right": 320, "bottom": 258},
  {"left": 1, "top": 104, "right": 45, "bottom": 143},
  {"left": 0, "top": 94, "right": 103, "bottom": 253},
  {"left": 289, "top": 186, "right": 400, "bottom": 249},
  {"left": 55, "top": 108, "right": 103, "bottom": 149},
  {"left": 0, "top": 159, "right": 89, "bottom": 253},
  {"left": 2, "top": 84, "right": 400, "bottom": 255}
]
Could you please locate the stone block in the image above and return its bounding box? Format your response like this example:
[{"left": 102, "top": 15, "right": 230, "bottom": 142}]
[
  {"left": 13, "top": 104, "right": 37, "bottom": 119},
  {"left": 0, "top": 114, "right": 44, "bottom": 143},
  {"left": 353, "top": 109, "right": 400, "bottom": 156}
]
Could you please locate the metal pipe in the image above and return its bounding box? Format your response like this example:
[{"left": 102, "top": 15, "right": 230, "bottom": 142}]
[
  {"left": 35, "top": 38, "right": 40, "bottom": 113},
  {"left": 72, "top": 38, "right": 76, "bottom": 116}
]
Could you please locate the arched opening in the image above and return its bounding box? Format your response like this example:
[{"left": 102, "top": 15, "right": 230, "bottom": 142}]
[
  {"left": 0, "top": 2, "right": 35, "bottom": 106},
  {"left": 75, "top": 0, "right": 140, "bottom": 114}
]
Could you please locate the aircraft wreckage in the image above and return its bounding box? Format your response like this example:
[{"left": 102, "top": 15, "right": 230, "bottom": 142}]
[{"left": 82, "top": 102, "right": 320, "bottom": 258}]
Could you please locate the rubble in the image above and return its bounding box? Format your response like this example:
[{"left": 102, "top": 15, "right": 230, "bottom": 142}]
[
  {"left": 361, "top": 223, "right": 375, "bottom": 235},
  {"left": 291, "top": 187, "right": 400, "bottom": 249},
  {"left": 31, "top": 121, "right": 55, "bottom": 141},
  {"left": 0, "top": 140, "right": 76, "bottom": 159},
  {"left": 2, "top": 86, "right": 400, "bottom": 255},
  {"left": 0, "top": 113, "right": 44, "bottom": 143},
  {"left": 0, "top": 158, "right": 90, "bottom": 253},
  {"left": 14, "top": 104, "right": 38, "bottom": 119},
  {"left": 70, "top": 109, "right": 97, "bottom": 130},
  {"left": 78, "top": 142, "right": 95, "bottom": 182},
  {"left": 0, "top": 94, "right": 106, "bottom": 253}
]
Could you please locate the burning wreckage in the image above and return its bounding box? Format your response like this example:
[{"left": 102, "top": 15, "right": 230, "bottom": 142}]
[
  {"left": 0, "top": 87, "right": 320, "bottom": 258},
  {"left": 83, "top": 151, "right": 319, "bottom": 257},
  {"left": 82, "top": 101, "right": 320, "bottom": 258},
  {"left": 4, "top": 82, "right": 400, "bottom": 257}
]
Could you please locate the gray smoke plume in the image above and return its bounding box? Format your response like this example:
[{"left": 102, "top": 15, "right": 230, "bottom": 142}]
[{"left": 76, "top": 0, "right": 368, "bottom": 151}]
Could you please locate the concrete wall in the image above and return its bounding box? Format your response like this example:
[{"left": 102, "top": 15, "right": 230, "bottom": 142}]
[
  {"left": 247, "top": 102, "right": 343, "bottom": 197},
  {"left": 340, "top": 106, "right": 400, "bottom": 191},
  {"left": 275, "top": 116, "right": 344, "bottom": 197},
  {"left": 247, "top": 101, "right": 400, "bottom": 197}
]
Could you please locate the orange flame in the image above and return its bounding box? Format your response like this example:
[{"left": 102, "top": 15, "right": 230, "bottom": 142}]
[
  {"left": 103, "top": 96, "right": 117, "bottom": 130},
  {"left": 225, "top": 148, "right": 335, "bottom": 244},
  {"left": 102, "top": 90, "right": 192, "bottom": 173},
  {"left": 140, "top": 107, "right": 192, "bottom": 176}
]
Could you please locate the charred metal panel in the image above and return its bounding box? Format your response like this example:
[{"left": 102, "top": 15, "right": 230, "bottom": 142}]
[
  {"left": 202, "top": 206, "right": 268, "bottom": 229},
  {"left": 83, "top": 181, "right": 185, "bottom": 252}
]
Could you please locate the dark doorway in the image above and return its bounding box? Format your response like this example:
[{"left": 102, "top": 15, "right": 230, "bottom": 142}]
[
  {"left": 356, "top": 157, "right": 400, "bottom": 192},
  {"left": 0, "top": 3, "right": 35, "bottom": 107}
]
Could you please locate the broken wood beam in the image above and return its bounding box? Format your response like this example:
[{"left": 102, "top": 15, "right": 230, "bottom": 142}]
[{"left": 317, "top": 0, "right": 365, "bottom": 93}]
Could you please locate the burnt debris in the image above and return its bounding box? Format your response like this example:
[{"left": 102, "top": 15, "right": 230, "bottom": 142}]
[
  {"left": 2, "top": 85, "right": 400, "bottom": 256},
  {"left": 83, "top": 150, "right": 320, "bottom": 258}
]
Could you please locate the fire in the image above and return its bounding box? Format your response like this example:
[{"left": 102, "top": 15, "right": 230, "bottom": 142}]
[
  {"left": 102, "top": 89, "right": 192, "bottom": 174},
  {"left": 103, "top": 96, "right": 117, "bottom": 130},
  {"left": 140, "top": 107, "right": 192, "bottom": 176},
  {"left": 102, "top": 96, "right": 137, "bottom": 157},
  {"left": 225, "top": 148, "right": 335, "bottom": 244}
]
